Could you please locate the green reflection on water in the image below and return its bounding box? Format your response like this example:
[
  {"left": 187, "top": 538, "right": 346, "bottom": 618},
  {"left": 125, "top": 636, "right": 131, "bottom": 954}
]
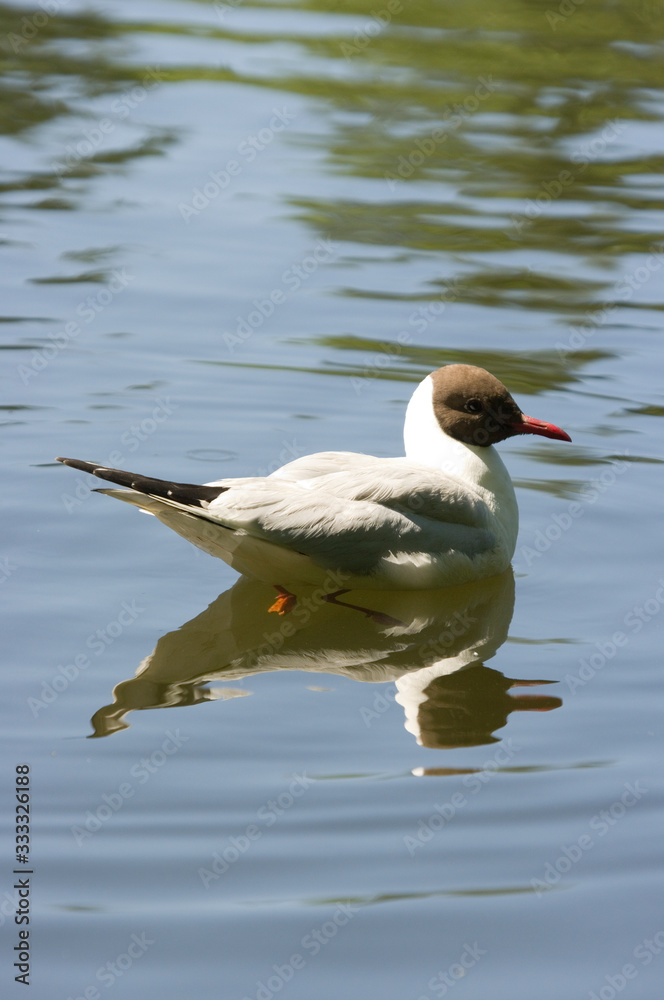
[{"left": 1, "top": 0, "right": 662, "bottom": 381}]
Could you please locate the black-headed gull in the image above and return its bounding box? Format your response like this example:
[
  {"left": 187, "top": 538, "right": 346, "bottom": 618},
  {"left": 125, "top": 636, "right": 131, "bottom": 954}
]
[{"left": 57, "top": 364, "right": 570, "bottom": 594}]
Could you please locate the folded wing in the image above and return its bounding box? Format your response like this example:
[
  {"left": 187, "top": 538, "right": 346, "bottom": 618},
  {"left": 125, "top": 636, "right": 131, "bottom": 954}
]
[
  {"left": 57, "top": 452, "right": 496, "bottom": 579},
  {"left": 206, "top": 452, "right": 495, "bottom": 575}
]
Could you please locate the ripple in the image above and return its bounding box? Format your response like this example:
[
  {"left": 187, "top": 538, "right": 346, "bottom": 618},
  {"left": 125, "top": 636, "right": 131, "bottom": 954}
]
[{"left": 186, "top": 448, "right": 238, "bottom": 462}]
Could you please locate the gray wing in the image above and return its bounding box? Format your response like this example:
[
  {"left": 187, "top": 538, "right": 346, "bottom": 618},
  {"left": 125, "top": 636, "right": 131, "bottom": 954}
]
[
  {"left": 203, "top": 451, "right": 377, "bottom": 488},
  {"left": 268, "top": 451, "right": 378, "bottom": 482},
  {"left": 205, "top": 455, "right": 495, "bottom": 575}
]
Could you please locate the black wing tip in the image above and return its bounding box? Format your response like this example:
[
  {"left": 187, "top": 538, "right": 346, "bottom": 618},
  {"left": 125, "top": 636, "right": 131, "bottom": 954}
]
[
  {"left": 56, "top": 457, "right": 100, "bottom": 473},
  {"left": 57, "top": 456, "right": 228, "bottom": 507}
]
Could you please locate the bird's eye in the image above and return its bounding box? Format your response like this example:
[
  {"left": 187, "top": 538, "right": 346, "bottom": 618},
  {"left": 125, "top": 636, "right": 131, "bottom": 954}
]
[{"left": 465, "top": 398, "right": 482, "bottom": 414}]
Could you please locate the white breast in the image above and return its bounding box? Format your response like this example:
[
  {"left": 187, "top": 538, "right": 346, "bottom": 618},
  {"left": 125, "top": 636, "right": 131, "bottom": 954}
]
[{"left": 403, "top": 374, "right": 519, "bottom": 558}]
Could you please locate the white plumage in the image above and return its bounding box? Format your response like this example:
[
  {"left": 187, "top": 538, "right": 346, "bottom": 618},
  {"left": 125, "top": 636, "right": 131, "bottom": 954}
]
[{"left": 57, "top": 364, "right": 570, "bottom": 590}]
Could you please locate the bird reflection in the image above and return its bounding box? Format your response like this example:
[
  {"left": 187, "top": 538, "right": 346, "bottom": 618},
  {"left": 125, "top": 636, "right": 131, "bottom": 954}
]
[{"left": 90, "top": 569, "right": 560, "bottom": 744}]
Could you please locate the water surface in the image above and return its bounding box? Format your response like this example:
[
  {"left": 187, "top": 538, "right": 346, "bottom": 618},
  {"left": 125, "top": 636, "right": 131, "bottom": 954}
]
[{"left": 1, "top": 2, "right": 663, "bottom": 998}]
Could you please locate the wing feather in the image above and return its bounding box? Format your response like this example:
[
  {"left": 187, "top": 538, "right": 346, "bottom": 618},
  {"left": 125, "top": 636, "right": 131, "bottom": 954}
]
[{"left": 202, "top": 456, "right": 495, "bottom": 575}]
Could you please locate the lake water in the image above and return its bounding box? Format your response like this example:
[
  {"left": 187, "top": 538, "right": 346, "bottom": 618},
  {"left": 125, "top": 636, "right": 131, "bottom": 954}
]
[{"left": 1, "top": 1, "right": 663, "bottom": 998}]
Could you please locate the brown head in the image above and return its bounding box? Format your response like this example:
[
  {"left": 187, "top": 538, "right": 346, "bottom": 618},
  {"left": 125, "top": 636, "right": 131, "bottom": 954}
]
[{"left": 430, "top": 364, "right": 571, "bottom": 448}]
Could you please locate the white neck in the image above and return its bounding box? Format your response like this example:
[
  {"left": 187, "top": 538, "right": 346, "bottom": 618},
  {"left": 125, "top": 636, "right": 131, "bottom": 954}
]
[{"left": 403, "top": 374, "right": 519, "bottom": 550}]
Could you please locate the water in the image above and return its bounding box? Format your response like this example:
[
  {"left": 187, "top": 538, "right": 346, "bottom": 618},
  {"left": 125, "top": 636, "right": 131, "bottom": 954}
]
[{"left": 1, "top": 1, "right": 663, "bottom": 997}]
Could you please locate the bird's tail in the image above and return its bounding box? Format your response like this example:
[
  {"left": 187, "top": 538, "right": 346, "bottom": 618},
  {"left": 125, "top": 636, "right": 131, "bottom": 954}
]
[
  {"left": 56, "top": 457, "right": 226, "bottom": 508},
  {"left": 56, "top": 457, "right": 244, "bottom": 563}
]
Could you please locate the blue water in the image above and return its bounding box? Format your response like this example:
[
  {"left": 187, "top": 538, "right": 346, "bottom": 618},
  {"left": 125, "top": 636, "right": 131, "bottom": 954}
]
[{"left": 1, "top": 2, "right": 663, "bottom": 998}]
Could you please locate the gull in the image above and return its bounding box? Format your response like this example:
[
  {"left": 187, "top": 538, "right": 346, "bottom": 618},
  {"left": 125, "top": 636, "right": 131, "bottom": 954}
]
[{"left": 57, "top": 364, "right": 570, "bottom": 604}]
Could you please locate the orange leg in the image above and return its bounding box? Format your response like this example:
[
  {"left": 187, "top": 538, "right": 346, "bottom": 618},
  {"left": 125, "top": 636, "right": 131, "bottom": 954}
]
[{"left": 268, "top": 585, "right": 297, "bottom": 616}]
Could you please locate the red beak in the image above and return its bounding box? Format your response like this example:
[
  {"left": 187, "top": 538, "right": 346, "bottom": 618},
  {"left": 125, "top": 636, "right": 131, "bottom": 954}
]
[{"left": 513, "top": 414, "right": 571, "bottom": 442}]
